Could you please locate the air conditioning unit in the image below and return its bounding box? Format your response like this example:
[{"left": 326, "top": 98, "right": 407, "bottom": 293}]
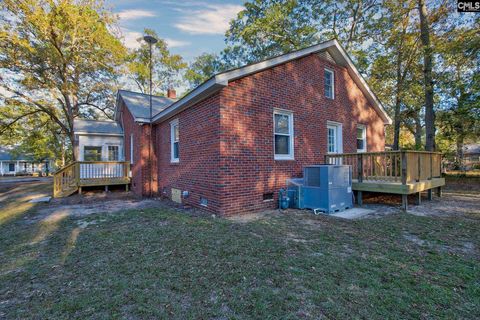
[{"left": 287, "top": 165, "right": 353, "bottom": 213}]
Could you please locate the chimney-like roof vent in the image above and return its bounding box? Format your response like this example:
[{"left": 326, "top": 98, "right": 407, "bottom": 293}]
[{"left": 167, "top": 88, "right": 176, "bottom": 99}]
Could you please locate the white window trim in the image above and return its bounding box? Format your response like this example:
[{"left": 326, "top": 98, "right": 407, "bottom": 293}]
[
  {"left": 130, "top": 133, "right": 134, "bottom": 164},
  {"left": 273, "top": 109, "right": 294, "bottom": 160},
  {"left": 325, "top": 68, "right": 335, "bottom": 99},
  {"left": 357, "top": 124, "right": 367, "bottom": 153},
  {"left": 107, "top": 145, "right": 120, "bottom": 161},
  {"left": 326, "top": 121, "right": 343, "bottom": 154},
  {"left": 170, "top": 119, "right": 179, "bottom": 163}
]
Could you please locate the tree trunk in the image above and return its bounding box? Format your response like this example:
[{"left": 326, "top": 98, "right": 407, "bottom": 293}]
[
  {"left": 393, "top": 50, "right": 403, "bottom": 150},
  {"left": 418, "top": 0, "right": 435, "bottom": 151},
  {"left": 414, "top": 115, "right": 422, "bottom": 149},
  {"left": 456, "top": 135, "right": 465, "bottom": 171}
]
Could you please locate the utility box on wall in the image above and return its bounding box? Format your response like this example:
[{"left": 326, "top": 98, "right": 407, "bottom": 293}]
[{"left": 287, "top": 165, "right": 353, "bottom": 214}]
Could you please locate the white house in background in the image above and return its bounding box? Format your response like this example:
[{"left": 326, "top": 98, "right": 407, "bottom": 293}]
[
  {"left": 73, "top": 119, "right": 124, "bottom": 161},
  {"left": 0, "top": 147, "right": 54, "bottom": 176}
]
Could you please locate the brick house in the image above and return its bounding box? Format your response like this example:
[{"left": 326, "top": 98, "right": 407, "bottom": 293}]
[{"left": 77, "top": 40, "right": 392, "bottom": 215}]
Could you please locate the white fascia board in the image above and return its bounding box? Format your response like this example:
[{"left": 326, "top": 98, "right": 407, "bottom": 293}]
[
  {"left": 150, "top": 39, "right": 392, "bottom": 125},
  {"left": 329, "top": 40, "right": 392, "bottom": 125},
  {"left": 215, "top": 40, "right": 337, "bottom": 83},
  {"left": 75, "top": 132, "right": 124, "bottom": 137},
  {"left": 152, "top": 77, "right": 225, "bottom": 123}
]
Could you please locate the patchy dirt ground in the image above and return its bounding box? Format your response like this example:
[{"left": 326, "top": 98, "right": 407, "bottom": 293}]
[{"left": 1, "top": 176, "right": 479, "bottom": 224}]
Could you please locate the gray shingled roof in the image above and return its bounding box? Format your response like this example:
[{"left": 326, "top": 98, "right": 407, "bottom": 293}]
[
  {"left": 464, "top": 143, "right": 480, "bottom": 154},
  {"left": 0, "top": 147, "right": 33, "bottom": 161},
  {"left": 74, "top": 119, "right": 123, "bottom": 135},
  {"left": 118, "top": 90, "right": 175, "bottom": 121}
]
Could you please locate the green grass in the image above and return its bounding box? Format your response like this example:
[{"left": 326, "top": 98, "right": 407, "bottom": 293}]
[{"left": 0, "top": 184, "right": 479, "bottom": 319}]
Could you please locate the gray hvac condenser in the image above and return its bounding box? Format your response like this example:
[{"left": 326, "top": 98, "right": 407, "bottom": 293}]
[{"left": 287, "top": 165, "right": 353, "bottom": 213}]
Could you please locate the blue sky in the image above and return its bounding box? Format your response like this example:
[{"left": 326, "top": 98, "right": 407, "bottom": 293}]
[{"left": 106, "top": 0, "right": 245, "bottom": 62}]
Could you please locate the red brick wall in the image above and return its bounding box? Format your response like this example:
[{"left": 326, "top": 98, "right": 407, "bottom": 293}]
[
  {"left": 217, "top": 53, "right": 385, "bottom": 215},
  {"left": 155, "top": 94, "right": 221, "bottom": 213},
  {"left": 120, "top": 103, "right": 156, "bottom": 196}
]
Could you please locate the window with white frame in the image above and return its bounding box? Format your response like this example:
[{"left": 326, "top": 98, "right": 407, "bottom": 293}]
[
  {"left": 327, "top": 122, "right": 342, "bottom": 154},
  {"left": 170, "top": 119, "right": 179, "bottom": 162},
  {"left": 84, "top": 146, "right": 102, "bottom": 161},
  {"left": 357, "top": 125, "right": 367, "bottom": 152},
  {"left": 324, "top": 69, "right": 334, "bottom": 99},
  {"left": 274, "top": 110, "right": 294, "bottom": 160},
  {"left": 108, "top": 145, "right": 119, "bottom": 161}
]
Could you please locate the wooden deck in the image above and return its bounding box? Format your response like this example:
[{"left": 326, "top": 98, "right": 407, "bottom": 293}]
[
  {"left": 325, "top": 151, "right": 445, "bottom": 210},
  {"left": 53, "top": 161, "right": 130, "bottom": 197}
]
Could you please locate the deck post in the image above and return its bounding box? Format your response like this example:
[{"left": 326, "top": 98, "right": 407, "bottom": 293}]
[
  {"left": 402, "top": 194, "right": 408, "bottom": 211},
  {"left": 125, "top": 184, "right": 129, "bottom": 192},
  {"left": 78, "top": 186, "right": 82, "bottom": 195},
  {"left": 105, "top": 185, "right": 109, "bottom": 193},
  {"left": 429, "top": 153, "right": 433, "bottom": 180},
  {"left": 401, "top": 151, "right": 407, "bottom": 185},
  {"left": 415, "top": 192, "right": 421, "bottom": 205},
  {"left": 427, "top": 189, "right": 433, "bottom": 200},
  {"left": 417, "top": 154, "right": 421, "bottom": 182},
  {"left": 357, "top": 191, "right": 363, "bottom": 206},
  {"left": 357, "top": 153, "right": 363, "bottom": 182},
  {"left": 436, "top": 187, "right": 442, "bottom": 198}
]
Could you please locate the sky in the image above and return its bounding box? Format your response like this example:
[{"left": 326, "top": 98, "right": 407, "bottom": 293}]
[{"left": 106, "top": 0, "right": 245, "bottom": 62}]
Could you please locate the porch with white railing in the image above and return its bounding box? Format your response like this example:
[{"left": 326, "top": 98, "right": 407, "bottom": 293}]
[{"left": 53, "top": 161, "right": 130, "bottom": 197}]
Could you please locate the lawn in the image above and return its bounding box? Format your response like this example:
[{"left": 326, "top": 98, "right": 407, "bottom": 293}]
[{"left": 0, "top": 182, "right": 479, "bottom": 319}]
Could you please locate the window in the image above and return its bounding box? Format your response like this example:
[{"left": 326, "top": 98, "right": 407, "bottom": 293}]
[
  {"left": 200, "top": 197, "right": 208, "bottom": 207},
  {"left": 357, "top": 125, "right": 367, "bottom": 152},
  {"left": 130, "top": 134, "right": 134, "bottom": 164},
  {"left": 84, "top": 146, "right": 102, "bottom": 161},
  {"left": 274, "top": 110, "right": 294, "bottom": 160},
  {"left": 8, "top": 163, "right": 15, "bottom": 172},
  {"left": 108, "top": 145, "right": 119, "bottom": 161},
  {"left": 327, "top": 122, "right": 342, "bottom": 154},
  {"left": 324, "top": 69, "right": 334, "bottom": 99},
  {"left": 170, "top": 119, "right": 179, "bottom": 163}
]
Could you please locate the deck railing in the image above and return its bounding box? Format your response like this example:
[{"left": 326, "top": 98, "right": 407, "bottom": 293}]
[
  {"left": 325, "top": 151, "right": 442, "bottom": 184},
  {"left": 53, "top": 161, "right": 130, "bottom": 197}
]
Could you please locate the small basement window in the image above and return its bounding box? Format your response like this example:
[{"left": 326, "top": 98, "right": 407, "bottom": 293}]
[
  {"left": 200, "top": 197, "right": 208, "bottom": 207},
  {"left": 263, "top": 192, "right": 274, "bottom": 201}
]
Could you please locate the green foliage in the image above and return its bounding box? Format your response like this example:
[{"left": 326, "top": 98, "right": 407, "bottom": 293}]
[
  {"left": 436, "top": 20, "right": 480, "bottom": 163},
  {"left": 0, "top": 0, "right": 126, "bottom": 159},
  {"left": 225, "top": 0, "right": 318, "bottom": 65},
  {"left": 184, "top": 53, "right": 224, "bottom": 89},
  {"left": 126, "top": 29, "right": 187, "bottom": 95}
]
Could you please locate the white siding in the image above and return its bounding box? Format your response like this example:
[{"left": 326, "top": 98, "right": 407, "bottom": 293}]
[{"left": 77, "top": 134, "right": 124, "bottom": 162}]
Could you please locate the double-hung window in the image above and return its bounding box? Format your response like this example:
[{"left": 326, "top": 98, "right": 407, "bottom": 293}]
[
  {"left": 324, "top": 69, "right": 334, "bottom": 99},
  {"left": 108, "top": 145, "right": 119, "bottom": 161},
  {"left": 170, "top": 119, "right": 179, "bottom": 163},
  {"left": 274, "top": 109, "right": 294, "bottom": 160},
  {"left": 357, "top": 125, "right": 367, "bottom": 153}
]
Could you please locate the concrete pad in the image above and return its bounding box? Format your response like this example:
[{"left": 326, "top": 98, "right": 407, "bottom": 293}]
[
  {"left": 330, "top": 207, "right": 375, "bottom": 219},
  {"left": 28, "top": 196, "right": 51, "bottom": 203}
]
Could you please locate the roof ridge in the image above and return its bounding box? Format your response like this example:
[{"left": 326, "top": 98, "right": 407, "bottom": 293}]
[
  {"left": 74, "top": 118, "right": 117, "bottom": 123},
  {"left": 118, "top": 89, "right": 173, "bottom": 100}
]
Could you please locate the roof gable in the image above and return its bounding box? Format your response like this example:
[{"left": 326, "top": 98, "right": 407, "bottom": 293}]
[
  {"left": 152, "top": 39, "right": 392, "bottom": 125},
  {"left": 74, "top": 119, "right": 123, "bottom": 135},
  {"left": 116, "top": 90, "right": 176, "bottom": 123}
]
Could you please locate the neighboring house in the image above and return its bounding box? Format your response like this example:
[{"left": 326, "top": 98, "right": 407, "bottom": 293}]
[
  {"left": 463, "top": 143, "right": 480, "bottom": 169},
  {"left": 74, "top": 39, "right": 392, "bottom": 215},
  {"left": 0, "top": 147, "right": 54, "bottom": 176}
]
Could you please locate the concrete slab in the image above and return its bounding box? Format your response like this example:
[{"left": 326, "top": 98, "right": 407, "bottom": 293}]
[
  {"left": 329, "top": 207, "right": 375, "bottom": 220},
  {"left": 28, "top": 196, "right": 51, "bottom": 203}
]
